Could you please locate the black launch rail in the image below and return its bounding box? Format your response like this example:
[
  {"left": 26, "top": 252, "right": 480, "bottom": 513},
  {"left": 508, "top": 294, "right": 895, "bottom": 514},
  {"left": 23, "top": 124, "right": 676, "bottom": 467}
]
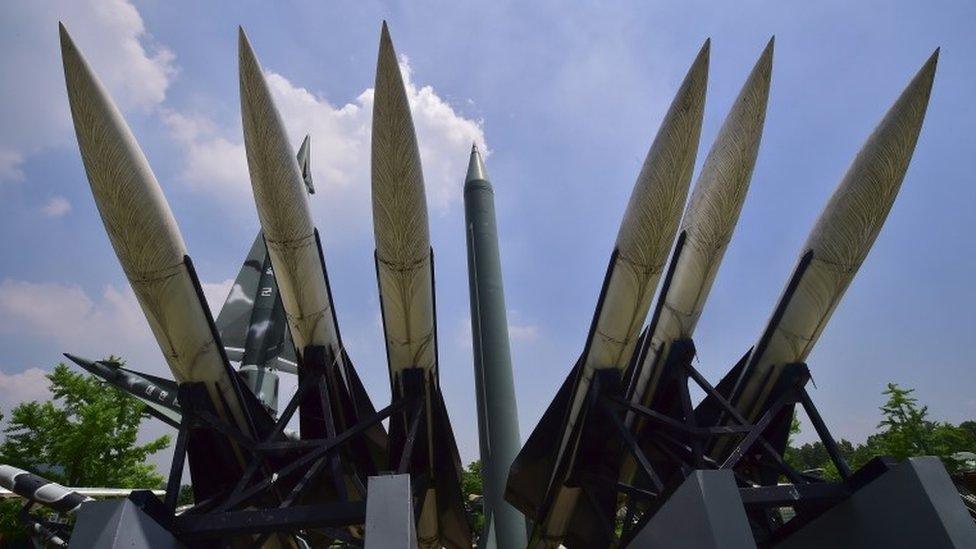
[
  {"left": 565, "top": 337, "right": 896, "bottom": 548},
  {"left": 140, "top": 346, "right": 432, "bottom": 547}
]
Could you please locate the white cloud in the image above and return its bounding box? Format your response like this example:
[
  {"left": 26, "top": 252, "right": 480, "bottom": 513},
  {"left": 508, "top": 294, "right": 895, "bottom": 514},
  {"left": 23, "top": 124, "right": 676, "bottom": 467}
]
[
  {"left": 0, "top": 277, "right": 234, "bottom": 379},
  {"left": 508, "top": 323, "right": 540, "bottom": 342},
  {"left": 41, "top": 195, "right": 71, "bottom": 218},
  {"left": 0, "top": 279, "right": 151, "bottom": 351},
  {"left": 0, "top": 149, "right": 25, "bottom": 182},
  {"left": 165, "top": 57, "right": 486, "bottom": 238},
  {"left": 200, "top": 278, "right": 234, "bottom": 313},
  {"left": 0, "top": 367, "right": 51, "bottom": 415},
  {"left": 0, "top": 0, "right": 176, "bottom": 182}
]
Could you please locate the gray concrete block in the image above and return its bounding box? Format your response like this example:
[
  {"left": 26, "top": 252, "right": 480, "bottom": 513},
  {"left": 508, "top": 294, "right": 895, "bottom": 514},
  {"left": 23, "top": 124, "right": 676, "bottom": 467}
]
[
  {"left": 365, "top": 474, "right": 416, "bottom": 549},
  {"left": 628, "top": 469, "right": 756, "bottom": 549},
  {"left": 778, "top": 457, "right": 976, "bottom": 548},
  {"left": 70, "top": 498, "right": 184, "bottom": 548}
]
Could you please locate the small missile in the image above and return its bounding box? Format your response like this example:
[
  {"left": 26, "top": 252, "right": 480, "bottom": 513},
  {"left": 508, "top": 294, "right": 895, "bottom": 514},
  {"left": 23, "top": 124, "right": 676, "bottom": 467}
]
[
  {"left": 713, "top": 49, "right": 938, "bottom": 456},
  {"left": 509, "top": 40, "right": 709, "bottom": 548},
  {"left": 0, "top": 465, "right": 92, "bottom": 515},
  {"left": 372, "top": 23, "right": 470, "bottom": 549},
  {"left": 626, "top": 38, "right": 774, "bottom": 424},
  {"left": 64, "top": 353, "right": 182, "bottom": 428}
]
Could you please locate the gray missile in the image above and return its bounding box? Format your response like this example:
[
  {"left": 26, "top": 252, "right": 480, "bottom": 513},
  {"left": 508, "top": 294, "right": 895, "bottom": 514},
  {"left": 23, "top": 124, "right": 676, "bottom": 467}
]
[
  {"left": 372, "top": 22, "right": 470, "bottom": 549},
  {"left": 463, "top": 145, "right": 527, "bottom": 548},
  {"left": 625, "top": 39, "right": 774, "bottom": 427},
  {"left": 513, "top": 40, "right": 708, "bottom": 548},
  {"left": 64, "top": 353, "right": 182, "bottom": 428},
  {"left": 59, "top": 23, "right": 257, "bottom": 454},
  {"left": 718, "top": 49, "right": 938, "bottom": 451}
]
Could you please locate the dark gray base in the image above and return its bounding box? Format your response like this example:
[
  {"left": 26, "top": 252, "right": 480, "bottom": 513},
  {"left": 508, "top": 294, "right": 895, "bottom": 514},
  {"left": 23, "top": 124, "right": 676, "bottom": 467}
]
[
  {"left": 364, "top": 474, "right": 416, "bottom": 549},
  {"left": 628, "top": 469, "right": 756, "bottom": 549},
  {"left": 778, "top": 457, "right": 976, "bottom": 548},
  {"left": 69, "top": 498, "right": 184, "bottom": 548}
]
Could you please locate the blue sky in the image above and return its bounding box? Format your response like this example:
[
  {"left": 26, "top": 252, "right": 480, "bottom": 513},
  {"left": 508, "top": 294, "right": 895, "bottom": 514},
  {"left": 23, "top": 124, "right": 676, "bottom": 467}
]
[{"left": 0, "top": 1, "right": 973, "bottom": 472}]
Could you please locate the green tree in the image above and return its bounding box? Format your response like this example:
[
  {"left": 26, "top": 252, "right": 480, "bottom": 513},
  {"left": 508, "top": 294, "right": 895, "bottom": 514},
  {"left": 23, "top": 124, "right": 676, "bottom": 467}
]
[
  {"left": 0, "top": 361, "right": 171, "bottom": 541},
  {"left": 785, "top": 383, "right": 974, "bottom": 479},
  {"left": 460, "top": 461, "right": 484, "bottom": 540},
  {"left": 872, "top": 383, "right": 971, "bottom": 473}
]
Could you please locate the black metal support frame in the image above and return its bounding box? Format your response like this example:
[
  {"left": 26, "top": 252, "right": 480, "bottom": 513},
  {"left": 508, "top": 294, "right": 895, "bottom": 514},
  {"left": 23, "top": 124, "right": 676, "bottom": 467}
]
[
  {"left": 569, "top": 338, "right": 879, "bottom": 547},
  {"left": 151, "top": 354, "right": 427, "bottom": 547}
]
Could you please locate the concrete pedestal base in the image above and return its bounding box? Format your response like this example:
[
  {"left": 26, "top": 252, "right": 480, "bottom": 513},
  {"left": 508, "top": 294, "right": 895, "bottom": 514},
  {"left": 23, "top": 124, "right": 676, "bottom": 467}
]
[
  {"left": 627, "top": 470, "right": 756, "bottom": 549},
  {"left": 365, "top": 474, "right": 416, "bottom": 549},
  {"left": 69, "top": 498, "right": 184, "bottom": 548},
  {"left": 778, "top": 457, "right": 976, "bottom": 548}
]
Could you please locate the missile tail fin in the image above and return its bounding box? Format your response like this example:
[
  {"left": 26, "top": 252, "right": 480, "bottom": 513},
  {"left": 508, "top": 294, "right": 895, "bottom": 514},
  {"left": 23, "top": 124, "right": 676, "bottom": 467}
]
[
  {"left": 506, "top": 363, "right": 579, "bottom": 520},
  {"left": 428, "top": 388, "right": 474, "bottom": 548},
  {"left": 341, "top": 348, "right": 389, "bottom": 470}
]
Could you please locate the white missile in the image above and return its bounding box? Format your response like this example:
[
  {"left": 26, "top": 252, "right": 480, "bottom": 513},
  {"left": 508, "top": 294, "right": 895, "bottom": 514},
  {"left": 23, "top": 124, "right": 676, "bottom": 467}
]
[
  {"left": 524, "top": 40, "right": 709, "bottom": 547},
  {"left": 627, "top": 39, "right": 774, "bottom": 419},
  {"left": 371, "top": 23, "right": 470, "bottom": 549},
  {"left": 726, "top": 49, "right": 938, "bottom": 436},
  {"left": 239, "top": 28, "right": 341, "bottom": 359},
  {"left": 372, "top": 23, "right": 437, "bottom": 380},
  {"left": 60, "top": 24, "right": 254, "bottom": 439},
  {"left": 239, "top": 29, "right": 386, "bottom": 496}
]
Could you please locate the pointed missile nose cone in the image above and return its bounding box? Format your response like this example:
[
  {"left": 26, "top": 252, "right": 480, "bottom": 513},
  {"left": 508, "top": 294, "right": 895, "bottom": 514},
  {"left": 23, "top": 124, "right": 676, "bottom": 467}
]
[
  {"left": 465, "top": 143, "right": 490, "bottom": 185},
  {"left": 806, "top": 49, "right": 938, "bottom": 264},
  {"left": 63, "top": 353, "right": 112, "bottom": 377},
  {"left": 63, "top": 352, "right": 90, "bottom": 367},
  {"left": 682, "top": 36, "right": 773, "bottom": 238},
  {"left": 615, "top": 38, "right": 709, "bottom": 267},
  {"left": 239, "top": 27, "right": 311, "bottom": 244},
  {"left": 372, "top": 22, "right": 429, "bottom": 263},
  {"left": 60, "top": 23, "right": 186, "bottom": 279}
]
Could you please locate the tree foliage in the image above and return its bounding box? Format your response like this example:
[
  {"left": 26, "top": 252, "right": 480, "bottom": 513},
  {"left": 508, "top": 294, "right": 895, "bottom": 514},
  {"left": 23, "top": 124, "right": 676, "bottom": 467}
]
[
  {"left": 0, "top": 362, "right": 171, "bottom": 542},
  {"left": 786, "top": 383, "right": 976, "bottom": 478},
  {"left": 0, "top": 362, "right": 170, "bottom": 488},
  {"left": 461, "top": 460, "right": 485, "bottom": 538}
]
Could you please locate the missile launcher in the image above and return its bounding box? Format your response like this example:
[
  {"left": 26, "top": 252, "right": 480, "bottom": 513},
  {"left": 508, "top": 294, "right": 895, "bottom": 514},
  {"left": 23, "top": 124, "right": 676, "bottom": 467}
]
[{"left": 507, "top": 40, "right": 709, "bottom": 548}]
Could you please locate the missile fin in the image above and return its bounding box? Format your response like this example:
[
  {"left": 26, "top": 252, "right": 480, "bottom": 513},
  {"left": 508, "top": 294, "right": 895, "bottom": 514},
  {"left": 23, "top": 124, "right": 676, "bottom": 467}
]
[
  {"left": 298, "top": 134, "right": 314, "bottom": 194},
  {"left": 428, "top": 389, "right": 474, "bottom": 549},
  {"left": 505, "top": 362, "right": 579, "bottom": 519},
  {"left": 216, "top": 233, "right": 266, "bottom": 352}
]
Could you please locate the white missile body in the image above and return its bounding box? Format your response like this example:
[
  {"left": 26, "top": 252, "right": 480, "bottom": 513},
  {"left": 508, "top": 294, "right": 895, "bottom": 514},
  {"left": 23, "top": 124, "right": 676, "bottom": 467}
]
[
  {"left": 536, "top": 41, "right": 709, "bottom": 545},
  {"left": 728, "top": 50, "right": 938, "bottom": 429},
  {"left": 239, "top": 29, "right": 342, "bottom": 359},
  {"left": 60, "top": 24, "right": 251, "bottom": 434},
  {"left": 628, "top": 39, "right": 774, "bottom": 417},
  {"left": 371, "top": 24, "right": 471, "bottom": 549},
  {"left": 372, "top": 26, "right": 437, "bottom": 381}
]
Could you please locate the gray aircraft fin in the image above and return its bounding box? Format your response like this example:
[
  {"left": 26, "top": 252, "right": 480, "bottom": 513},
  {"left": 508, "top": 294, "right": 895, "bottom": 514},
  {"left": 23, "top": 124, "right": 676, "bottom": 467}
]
[{"left": 215, "top": 232, "right": 266, "bottom": 356}]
